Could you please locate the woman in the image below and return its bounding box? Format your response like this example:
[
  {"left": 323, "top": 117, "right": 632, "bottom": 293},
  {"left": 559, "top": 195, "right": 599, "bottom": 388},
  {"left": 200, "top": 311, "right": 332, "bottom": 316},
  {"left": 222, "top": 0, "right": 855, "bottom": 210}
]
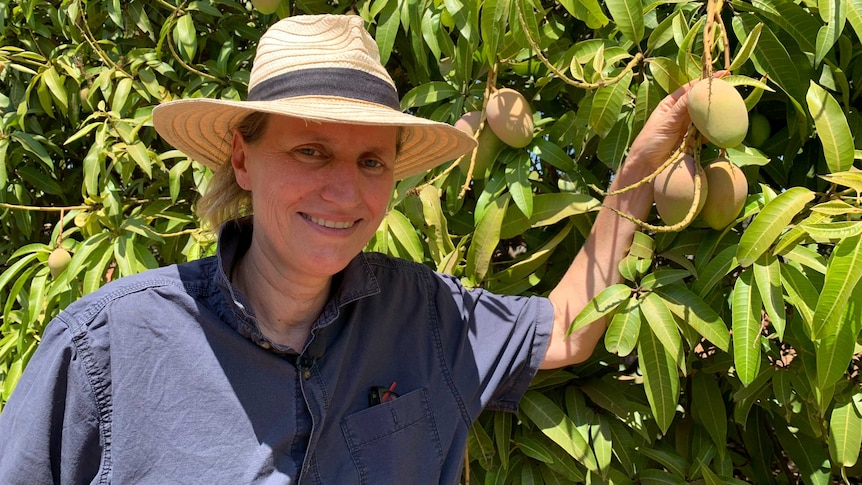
[{"left": 0, "top": 14, "right": 697, "bottom": 484}]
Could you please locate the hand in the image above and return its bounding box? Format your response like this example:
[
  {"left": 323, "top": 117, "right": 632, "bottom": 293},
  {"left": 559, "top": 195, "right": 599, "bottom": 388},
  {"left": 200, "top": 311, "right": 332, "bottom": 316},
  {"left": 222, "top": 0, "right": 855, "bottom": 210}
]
[
  {"left": 626, "top": 83, "right": 695, "bottom": 173},
  {"left": 627, "top": 72, "right": 728, "bottom": 173}
]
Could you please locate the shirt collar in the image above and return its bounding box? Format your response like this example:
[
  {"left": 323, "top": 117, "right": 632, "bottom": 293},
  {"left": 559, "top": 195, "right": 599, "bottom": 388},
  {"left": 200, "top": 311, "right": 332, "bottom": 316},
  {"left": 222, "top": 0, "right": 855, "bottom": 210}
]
[{"left": 213, "top": 217, "right": 381, "bottom": 350}]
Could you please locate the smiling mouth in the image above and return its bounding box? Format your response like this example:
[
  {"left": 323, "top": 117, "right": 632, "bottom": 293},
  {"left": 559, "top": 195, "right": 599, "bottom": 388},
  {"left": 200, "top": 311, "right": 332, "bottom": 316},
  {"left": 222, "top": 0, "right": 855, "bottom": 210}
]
[{"left": 304, "top": 214, "right": 357, "bottom": 229}]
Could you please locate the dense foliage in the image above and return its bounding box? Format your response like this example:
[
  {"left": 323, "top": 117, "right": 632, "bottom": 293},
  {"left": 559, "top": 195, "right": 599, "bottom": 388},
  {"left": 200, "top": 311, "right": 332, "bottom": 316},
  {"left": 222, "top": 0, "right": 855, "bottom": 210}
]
[{"left": 1, "top": 0, "right": 861, "bottom": 483}]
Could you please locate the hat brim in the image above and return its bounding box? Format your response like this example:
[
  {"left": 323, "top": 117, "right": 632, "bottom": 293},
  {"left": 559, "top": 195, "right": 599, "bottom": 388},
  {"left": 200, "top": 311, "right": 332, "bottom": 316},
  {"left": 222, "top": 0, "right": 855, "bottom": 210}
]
[{"left": 152, "top": 96, "right": 477, "bottom": 180}]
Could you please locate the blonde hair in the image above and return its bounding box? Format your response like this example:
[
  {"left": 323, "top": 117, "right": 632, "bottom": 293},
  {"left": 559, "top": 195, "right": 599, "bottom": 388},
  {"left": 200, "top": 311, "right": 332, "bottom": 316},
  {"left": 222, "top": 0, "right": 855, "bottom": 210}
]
[{"left": 195, "top": 112, "right": 267, "bottom": 230}]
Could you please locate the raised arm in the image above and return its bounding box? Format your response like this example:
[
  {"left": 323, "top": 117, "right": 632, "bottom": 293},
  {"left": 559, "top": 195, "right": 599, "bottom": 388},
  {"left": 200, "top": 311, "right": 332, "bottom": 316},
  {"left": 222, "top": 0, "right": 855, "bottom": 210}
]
[{"left": 541, "top": 81, "right": 697, "bottom": 369}]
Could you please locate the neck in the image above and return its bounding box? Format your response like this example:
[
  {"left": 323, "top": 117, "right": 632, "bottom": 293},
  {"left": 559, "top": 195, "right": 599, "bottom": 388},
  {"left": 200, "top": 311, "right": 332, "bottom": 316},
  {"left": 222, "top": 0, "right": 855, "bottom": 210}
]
[{"left": 233, "top": 242, "right": 332, "bottom": 351}]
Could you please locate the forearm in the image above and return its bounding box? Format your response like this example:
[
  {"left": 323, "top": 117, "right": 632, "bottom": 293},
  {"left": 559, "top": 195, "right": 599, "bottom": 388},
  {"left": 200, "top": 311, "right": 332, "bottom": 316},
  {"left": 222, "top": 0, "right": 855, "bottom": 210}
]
[{"left": 542, "top": 155, "right": 658, "bottom": 368}]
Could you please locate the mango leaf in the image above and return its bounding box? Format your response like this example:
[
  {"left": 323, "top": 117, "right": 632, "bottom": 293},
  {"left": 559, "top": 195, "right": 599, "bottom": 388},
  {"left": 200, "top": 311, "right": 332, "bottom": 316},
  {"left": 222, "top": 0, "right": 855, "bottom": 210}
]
[
  {"left": 466, "top": 193, "right": 510, "bottom": 283},
  {"left": 641, "top": 292, "right": 681, "bottom": 362},
  {"left": 742, "top": 0, "right": 819, "bottom": 52},
  {"left": 520, "top": 390, "right": 597, "bottom": 471},
  {"left": 779, "top": 243, "right": 829, "bottom": 275},
  {"left": 691, "top": 372, "right": 728, "bottom": 455},
  {"left": 568, "top": 283, "right": 632, "bottom": 335},
  {"left": 500, "top": 192, "right": 599, "bottom": 239},
  {"left": 753, "top": 252, "right": 785, "bottom": 339},
  {"left": 820, "top": 170, "right": 862, "bottom": 195},
  {"left": 173, "top": 14, "right": 197, "bottom": 64},
  {"left": 531, "top": 431, "right": 588, "bottom": 481},
  {"left": 618, "top": 255, "right": 652, "bottom": 282},
  {"left": 848, "top": 0, "right": 862, "bottom": 43},
  {"left": 801, "top": 221, "right": 862, "bottom": 242},
  {"left": 655, "top": 285, "right": 730, "bottom": 352},
  {"left": 10, "top": 131, "right": 54, "bottom": 169},
  {"left": 773, "top": 425, "right": 832, "bottom": 485},
  {"left": 814, "top": 0, "right": 846, "bottom": 66},
  {"left": 692, "top": 245, "right": 738, "bottom": 297},
  {"left": 728, "top": 23, "right": 763, "bottom": 71},
  {"left": 647, "top": 57, "right": 694, "bottom": 94},
  {"left": 637, "top": 447, "right": 689, "bottom": 478},
  {"left": 812, "top": 234, "right": 862, "bottom": 339},
  {"left": 559, "top": 0, "right": 608, "bottom": 27},
  {"left": 732, "top": 268, "right": 763, "bottom": 386},
  {"left": 737, "top": 187, "right": 815, "bottom": 267},
  {"left": 589, "top": 72, "right": 632, "bottom": 138},
  {"left": 385, "top": 209, "right": 424, "bottom": 263},
  {"left": 506, "top": 152, "right": 533, "bottom": 219},
  {"left": 531, "top": 138, "right": 575, "bottom": 172},
  {"left": 829, "top": 399, "right": 862, "bottom": 467},
  {"left": 375, "top": 0, "right": 400, "bottom": 65},
  {"left": 806, "top": 81, "right": 854, "bottom": 173},
  {"left": 604, "top": 298, "right": 641, "bottom": 356},
  {"left": 724, "top": 145, "right": 771, "bottom": 167},
  {"left": 467, "top": 419, "right": 495, "bottom": 469},
  {"left": 816, "top": 313, "right": 857, "bottom": 390},
  {"left": 494, "top": 411, "right": 512, "bottom": 469},
  {"left": 480, "top": 0, "right": 509, "bottom": 61},
  {"left": 732, "top": 15, "right": 808, "bottom": 118},
  {"left": 605, "top": 0, "right": 644, "bottom": 43},
  {"left": 638, "top": 322, "right": 680, "bottom": 435},
  {"left": 400, "top": 81, "right": 459, "bottom": 110},
  {"left": 780, "top": 262, "right": 819, "bottom": 334},
  {"left": 810, "top": 200, "right": 862, "bottom": 216},
  {"left": 592, "top": 416, "right": 613, "bottom": 479},
  {"left": 639, "top": 269, "right": 690, "bottom": 290},
  {"left": 638, "top": 469, "right": 688, "bottom": 485},
  {"left": 516, "top": 433, "right": 556, "bottom": 463},
  {"left": 596, "top": 116, "right": 631, "bottom": 170},
  {"left": 419, "top": 186, "right": 454, "bottom": 261}
]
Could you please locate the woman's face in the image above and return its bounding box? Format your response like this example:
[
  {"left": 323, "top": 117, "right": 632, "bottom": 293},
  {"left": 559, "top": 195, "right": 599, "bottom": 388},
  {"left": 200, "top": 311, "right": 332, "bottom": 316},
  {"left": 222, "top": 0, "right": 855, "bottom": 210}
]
[{"left": 231, "top": 114, "right": 397, "bottom": 279}]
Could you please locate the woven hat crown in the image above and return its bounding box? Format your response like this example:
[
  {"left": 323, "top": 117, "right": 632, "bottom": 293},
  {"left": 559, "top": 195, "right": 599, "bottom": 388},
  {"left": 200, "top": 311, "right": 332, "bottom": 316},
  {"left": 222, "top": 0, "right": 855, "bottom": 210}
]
[
  {"left": 152, "top": 14, "right": 477, "bottom": 180},
  {"left": 249, "top": 15, "right": 394, "bottom": 94}
]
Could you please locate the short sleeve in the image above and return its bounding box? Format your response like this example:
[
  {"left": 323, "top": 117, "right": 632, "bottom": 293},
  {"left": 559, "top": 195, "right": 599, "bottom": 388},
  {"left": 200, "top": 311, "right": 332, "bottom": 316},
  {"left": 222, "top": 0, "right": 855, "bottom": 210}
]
[
  {"left": 434, "top": 274, "right": 554, "bottom": 416},
  {"left": 0, "top": 317, "right": 103, "bottom": 483}
]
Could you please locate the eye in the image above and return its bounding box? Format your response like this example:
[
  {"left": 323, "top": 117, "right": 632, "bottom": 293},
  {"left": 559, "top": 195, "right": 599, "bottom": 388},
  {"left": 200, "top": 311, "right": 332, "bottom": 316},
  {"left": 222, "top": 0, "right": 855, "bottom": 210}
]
[
  {"left": 361, "top": 158, "right": 384, "bottom": 169},
  {"left": 359, "top": 158, "right": 392, "bottom": 174},
  {"left": 297, "top": 147, "right": 321, "bottom": 157}
]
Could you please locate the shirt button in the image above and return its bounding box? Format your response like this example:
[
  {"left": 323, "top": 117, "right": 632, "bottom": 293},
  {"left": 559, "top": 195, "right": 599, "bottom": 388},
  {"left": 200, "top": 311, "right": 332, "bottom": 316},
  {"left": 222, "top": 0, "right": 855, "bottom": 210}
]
[{"left": 259, "top": 341, "right": 271, "bottom": 349}]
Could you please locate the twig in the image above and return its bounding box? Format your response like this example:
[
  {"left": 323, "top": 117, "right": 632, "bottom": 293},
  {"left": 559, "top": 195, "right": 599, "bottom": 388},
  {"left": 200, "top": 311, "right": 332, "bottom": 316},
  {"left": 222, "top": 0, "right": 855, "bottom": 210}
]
[
  {"left": 458, "top": 64, "right": 498, "bottom": 199},
  {"left": 516, "top": 0, "right": 643, "bottom": 89},
  {"left": 0, "top": 203, "right": 92, "bottom": 212},
  {"left": 75, "top": 0, "right": 130, "bottom": 77},
  {"left": 163, "top": 1, "right": 226, "bottom": 85},
  {"left": 606, "top": 148, "right": 706, "bottom": 233},
  {"left": 591, "top": 125, "right": 698, "bottom": 197}
]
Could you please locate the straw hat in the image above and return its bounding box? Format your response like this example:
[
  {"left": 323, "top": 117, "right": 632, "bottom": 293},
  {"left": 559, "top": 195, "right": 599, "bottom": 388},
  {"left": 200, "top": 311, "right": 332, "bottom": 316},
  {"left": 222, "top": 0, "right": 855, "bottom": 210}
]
[{"left": 152, "top": 14, "right": 477, "bottom": 180}]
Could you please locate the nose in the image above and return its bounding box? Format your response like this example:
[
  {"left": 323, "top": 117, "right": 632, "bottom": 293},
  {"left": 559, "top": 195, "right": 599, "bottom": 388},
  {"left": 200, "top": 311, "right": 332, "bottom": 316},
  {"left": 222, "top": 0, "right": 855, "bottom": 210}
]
[{"left": 319, "top": 159, "right": 361, "bottom": 206}]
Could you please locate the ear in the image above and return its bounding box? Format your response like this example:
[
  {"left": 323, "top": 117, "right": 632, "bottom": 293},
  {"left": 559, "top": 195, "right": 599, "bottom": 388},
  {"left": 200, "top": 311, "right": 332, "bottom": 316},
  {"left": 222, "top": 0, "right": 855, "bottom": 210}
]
[{"left": 231, "top": 131, "right": 252, "bottom": 191}]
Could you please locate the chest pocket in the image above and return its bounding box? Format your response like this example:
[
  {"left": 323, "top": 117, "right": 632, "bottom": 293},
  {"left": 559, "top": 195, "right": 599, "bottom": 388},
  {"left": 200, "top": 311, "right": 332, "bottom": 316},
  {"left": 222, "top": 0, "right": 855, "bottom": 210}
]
[{"left": 340, "top": 387, "right": 443, "bottom": 483}]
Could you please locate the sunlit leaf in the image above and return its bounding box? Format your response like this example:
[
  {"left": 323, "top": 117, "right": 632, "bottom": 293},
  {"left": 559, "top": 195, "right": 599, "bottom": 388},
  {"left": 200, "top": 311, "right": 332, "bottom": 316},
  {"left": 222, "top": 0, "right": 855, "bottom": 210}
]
[
  {"left": 520, "top": 390, "right": 597, "bottom": 470},
  {"left": 605, "top": 0, "right": 644, "bottom": 43},
  {"left": 812, "top": 234, "right": 862, "bottom": 339},
  {"left": 732, "top": 268, "right": 763, "bottom": 386},
  {"left": 806, "top": 81, "right": 854, "bottom": 173},
  {"left": 604, "top": 298, "right": 641, "bottom": 356},
  {"left": 829, "top": 399, "right": 862, "bottom": 467},
  {"left": 753, "top": 252, "right": 785, "bottom": 339},
  {"left": 506, "top": 152, "right": 533, "bottom": 218},
  {"left": 655, "top": 285, "right": 730, "bottom": 352},
  {"left": 737, "top": 187, "right": 815, "bottom": 266},
  {"left": 569, "top": 284, "right": 632, "bottom": 335}
]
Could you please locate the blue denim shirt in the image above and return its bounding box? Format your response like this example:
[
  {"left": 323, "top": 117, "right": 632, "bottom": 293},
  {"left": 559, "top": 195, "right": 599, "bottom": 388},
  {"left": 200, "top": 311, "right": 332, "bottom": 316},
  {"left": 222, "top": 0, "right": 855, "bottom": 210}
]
[{"left": 0, "top": 219, "right": 553, "bottom": 484}]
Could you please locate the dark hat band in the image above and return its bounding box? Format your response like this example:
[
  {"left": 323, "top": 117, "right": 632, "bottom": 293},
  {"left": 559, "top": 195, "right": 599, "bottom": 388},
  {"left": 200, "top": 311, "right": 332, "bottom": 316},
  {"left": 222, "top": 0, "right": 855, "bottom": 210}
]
[{"left": 247, "top": 67, "right": 401, "bottom": 110}]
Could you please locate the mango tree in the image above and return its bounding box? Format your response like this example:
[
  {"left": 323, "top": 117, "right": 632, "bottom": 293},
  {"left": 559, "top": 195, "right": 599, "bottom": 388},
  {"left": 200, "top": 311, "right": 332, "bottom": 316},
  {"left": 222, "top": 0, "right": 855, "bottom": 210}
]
[{"left": 0, "top": 0, "right": 860, "bottom": 483}]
